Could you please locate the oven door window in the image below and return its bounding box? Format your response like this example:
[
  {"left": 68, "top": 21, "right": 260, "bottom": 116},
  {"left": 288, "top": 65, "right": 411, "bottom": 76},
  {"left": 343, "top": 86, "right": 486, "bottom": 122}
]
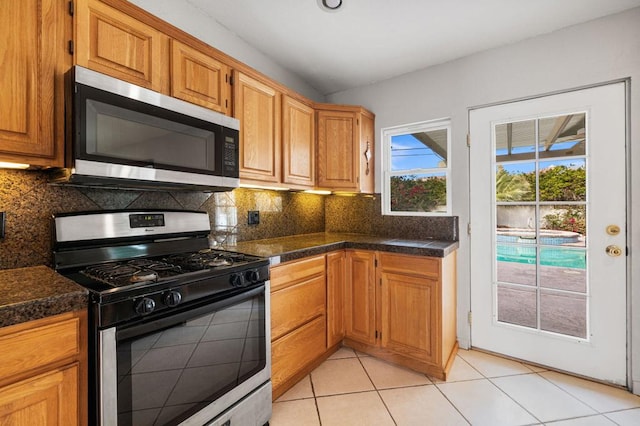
[{"left": 115, "top": 290, "right": 266, "bottom": 426}]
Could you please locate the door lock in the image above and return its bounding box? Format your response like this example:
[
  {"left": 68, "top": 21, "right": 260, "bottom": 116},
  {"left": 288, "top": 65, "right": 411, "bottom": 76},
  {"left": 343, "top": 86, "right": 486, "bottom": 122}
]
[
  {"left": 605, "top": 245, "right": 623, "bottom": 257},
  {"left": 606, "top": 225, "right": 621, "bottom": 236}
]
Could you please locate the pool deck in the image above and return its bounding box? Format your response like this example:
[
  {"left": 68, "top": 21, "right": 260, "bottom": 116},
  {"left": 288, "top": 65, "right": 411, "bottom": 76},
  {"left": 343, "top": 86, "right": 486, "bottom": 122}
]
[{"left": 496, "top": 261, "right": 587, "bottom": 338}]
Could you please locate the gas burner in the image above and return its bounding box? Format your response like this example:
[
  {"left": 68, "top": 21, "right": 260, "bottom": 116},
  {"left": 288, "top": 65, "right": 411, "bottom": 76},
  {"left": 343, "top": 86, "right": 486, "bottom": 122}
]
[
  {"left": 81, "top": 259, "right": 183, "bottom": 287},
  {"left": 129, "top": 269, "right": 158, "bottom": 284},
  {"left": 165, "top": 250, "right": 238, "bottom": 271}
]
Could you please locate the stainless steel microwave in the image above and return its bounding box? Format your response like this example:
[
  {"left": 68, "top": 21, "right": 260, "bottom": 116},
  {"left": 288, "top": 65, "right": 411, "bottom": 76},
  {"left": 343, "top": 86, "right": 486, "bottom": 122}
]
[{"left": 51, "top": 66, "right": 239, "bottom": 191}]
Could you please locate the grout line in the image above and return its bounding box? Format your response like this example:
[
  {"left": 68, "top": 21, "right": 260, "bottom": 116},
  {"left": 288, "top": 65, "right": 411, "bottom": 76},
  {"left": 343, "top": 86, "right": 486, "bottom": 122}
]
[
  {"left": 535, "top": 371, "right": 608, "bottom": 415},
  {"left": 485, "top": 376, "right": 543, "bottom": 424},
  {"left": 354, "top": 353, "right": 398, "bottom": 425},
  {"left": 308, "top": 373, "right": 324, "bottom": 425}
]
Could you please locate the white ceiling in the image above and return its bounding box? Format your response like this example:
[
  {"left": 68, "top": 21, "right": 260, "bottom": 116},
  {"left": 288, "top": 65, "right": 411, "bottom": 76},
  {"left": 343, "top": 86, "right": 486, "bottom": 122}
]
[{"left": 184, "top": 0, "right": 640, "bottom": 96}]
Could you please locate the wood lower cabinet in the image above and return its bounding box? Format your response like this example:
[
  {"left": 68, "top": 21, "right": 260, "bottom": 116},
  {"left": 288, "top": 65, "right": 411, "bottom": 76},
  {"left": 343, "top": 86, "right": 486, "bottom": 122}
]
[
  {"left": 344, "top": 250, "right": 458, "bottom": 380},
  {"left": 0, "top": 311, "right": 88, "bottom": 426},
  {"left": 270, "top": 255, "right": 327, "bottom": 399},
  {"left": 326, "top": 250, "right": 346, "bottom": 348},
  {"left": 344, "top": 250, "right": 377, "bottom": 346},
  {"left": 0, "top": 0, "right": 69, "bottom": 166},
  {"left": 235, "top": 71, "right": 282, "bottom": 184}
]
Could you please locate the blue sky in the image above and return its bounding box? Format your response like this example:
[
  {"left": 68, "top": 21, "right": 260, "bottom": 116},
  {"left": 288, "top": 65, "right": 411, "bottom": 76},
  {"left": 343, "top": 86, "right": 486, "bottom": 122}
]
[{"left": 391, "top": 134, "right": 444, "bottom": 171}]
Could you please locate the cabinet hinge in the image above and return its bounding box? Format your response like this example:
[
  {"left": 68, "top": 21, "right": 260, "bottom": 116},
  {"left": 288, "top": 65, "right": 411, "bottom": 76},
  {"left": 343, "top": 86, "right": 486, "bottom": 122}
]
[
  {"left": 225, "top": 99, "right": 228, "bottom": 108},
  {"left": 68, "top": 40, "right": 74, "bottom": 55},
  {"left": 468, "top": 311, "right": 472, "bottom": 325},
  {"left": 229, "top": 75, "right": 234, "bottom": 85},
  {"left": 467, "top": 133, "right": 471, "bottom": 147},
  {"left": 375, "top": 330, "right": 378, "bottom": 339},
  {"left": 467, "top": 223, "right": 471, "bottom": 235},
  {"left": 68, "top": 1, "right": 74, "bottom": 16},
  {"left": 374, "top": 258, "right": 378, "bottom": 267}
]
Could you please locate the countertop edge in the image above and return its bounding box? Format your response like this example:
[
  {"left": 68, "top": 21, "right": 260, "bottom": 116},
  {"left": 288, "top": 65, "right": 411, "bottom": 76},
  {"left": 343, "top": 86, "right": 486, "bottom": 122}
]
[
  {"left": 232, "top": 233, "right": 459, "bottom": 264},
  {"left": 0, "top": 266, "right": 89, "bottom": 329}
]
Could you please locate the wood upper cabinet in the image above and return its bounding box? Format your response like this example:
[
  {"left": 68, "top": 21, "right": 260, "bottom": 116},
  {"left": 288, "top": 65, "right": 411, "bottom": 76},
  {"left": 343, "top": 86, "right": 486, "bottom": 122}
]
[
  {"left": 75, "top": 0, "right": 167, "bottom": 92},
  {"left": 170, "top": 39, "right": 230, "bottom": 115},
  {"left": 327, "top": 250, "right": 346, "bottom": 348},
  {"left": 344, "top": 250, "right": 377, "bottom": 346},
  {"left": 316, "top": 105, "right": 375, "bottom": 193},
  {"left": 0, "top": 311, "right": 88, "bottom": 426},
  {"left": 282, "top": 96, "right": 315, "bottom": 188},
  {"left": 0, "top": 0, "right": 69, "bottom": 166},
  {"left": 234, "top": 71, "right": 282, "bottom": 184}
]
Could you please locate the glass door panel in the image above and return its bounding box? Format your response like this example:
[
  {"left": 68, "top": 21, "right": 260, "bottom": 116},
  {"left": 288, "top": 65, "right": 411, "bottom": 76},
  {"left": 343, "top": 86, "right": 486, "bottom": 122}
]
[{"left": 494, "top": 112, "right": 588, "bottom": 338}]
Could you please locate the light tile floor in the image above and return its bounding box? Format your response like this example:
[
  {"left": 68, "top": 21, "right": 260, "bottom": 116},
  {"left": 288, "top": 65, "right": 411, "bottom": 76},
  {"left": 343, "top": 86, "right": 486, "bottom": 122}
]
[{"left": 271, "top": 347, "right": 640, "bottom": 426}]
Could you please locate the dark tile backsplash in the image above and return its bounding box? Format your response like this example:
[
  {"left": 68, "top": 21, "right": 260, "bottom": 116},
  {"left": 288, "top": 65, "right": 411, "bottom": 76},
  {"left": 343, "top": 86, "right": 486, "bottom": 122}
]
[
  {"left": 325, "top": 194, "right": 458, "bottom": 241},
  {"left": 0, "top": 169, "right": 457, "bottom": 270}
]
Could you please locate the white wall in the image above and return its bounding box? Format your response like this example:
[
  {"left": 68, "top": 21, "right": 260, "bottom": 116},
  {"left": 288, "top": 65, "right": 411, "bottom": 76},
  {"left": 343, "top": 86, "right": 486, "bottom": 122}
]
[
  {"left": 127, "top": 0, "right": 324, "bottom": 102},
  {"left": 328, "top": 8, "right": 640, "bottom": 392}
]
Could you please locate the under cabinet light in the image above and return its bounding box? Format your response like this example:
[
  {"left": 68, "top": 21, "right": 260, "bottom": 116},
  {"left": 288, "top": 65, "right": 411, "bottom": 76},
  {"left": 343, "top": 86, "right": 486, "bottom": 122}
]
[
  {"left": 303, "top": 190, "right": 332, "bottom": 195},
  {"left": 0, "top": 161, "right": 30, "bottom": 169},
  {"left": 239, "top": 183, "right": 289, "bottom": 191}
]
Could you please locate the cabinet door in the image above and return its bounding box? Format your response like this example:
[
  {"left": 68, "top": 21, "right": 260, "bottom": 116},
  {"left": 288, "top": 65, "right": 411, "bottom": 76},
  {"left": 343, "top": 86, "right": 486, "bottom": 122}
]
[
  {"left": 170, "top": 39, "right": 230, "bottom": 115},
  {"left": 359, "top": 111, "right": 375, "bottom": 194},
  {"left": 380, "top": 271, "right": 438, "bottom": 364},
  {"left": 282, "top": 96, "right": 315, "bottom": 188},
  {"left": 327, "top": 251, "right": 346, "bottom": 347},
  {"left": 0, "top": 364, "right": 79, "bottom": 426},
  {"left": 317, "top": 110, "right": 358, "bottom": 190},
  {"left": 0, "top": 0, "right": 68, "bottom": 166},
  {"left": 234, "top": 72, "right": 281, "bottom": 183},
  {"left": 76, "top": 0, "right": 166, "bottom": 91},
  {"left": 345, "top": 250, "right": 376, "bottom": 345}
]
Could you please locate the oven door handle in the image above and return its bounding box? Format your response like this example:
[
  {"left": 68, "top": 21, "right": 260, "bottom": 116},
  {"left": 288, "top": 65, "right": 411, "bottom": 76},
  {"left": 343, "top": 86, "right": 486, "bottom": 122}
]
[{"left": 116, "top": 284, "right": 265, "bottom": 341}]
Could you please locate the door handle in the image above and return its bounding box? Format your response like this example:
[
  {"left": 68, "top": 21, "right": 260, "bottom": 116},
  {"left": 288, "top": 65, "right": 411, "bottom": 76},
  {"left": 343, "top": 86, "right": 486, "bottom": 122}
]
[{"left": 606, "top": 245, "right": 623, "bottom": 257}]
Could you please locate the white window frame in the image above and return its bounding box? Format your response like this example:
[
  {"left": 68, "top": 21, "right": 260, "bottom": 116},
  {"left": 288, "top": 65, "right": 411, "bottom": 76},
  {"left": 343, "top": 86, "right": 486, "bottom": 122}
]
[{"left": 382, "top": 118, "right": 452, "bottom": 216}]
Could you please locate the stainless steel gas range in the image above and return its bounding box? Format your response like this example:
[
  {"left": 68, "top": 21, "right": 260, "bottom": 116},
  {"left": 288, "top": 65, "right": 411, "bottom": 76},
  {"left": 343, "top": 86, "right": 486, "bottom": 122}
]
[{"left": 53, "top": 210, "right": 271, "bottom": 426}]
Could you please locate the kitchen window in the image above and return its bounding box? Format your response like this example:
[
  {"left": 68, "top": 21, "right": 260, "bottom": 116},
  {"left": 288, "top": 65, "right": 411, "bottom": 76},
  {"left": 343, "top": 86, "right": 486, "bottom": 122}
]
[{"left": 382, "top": 119, "right": 451, "bottom": 215}]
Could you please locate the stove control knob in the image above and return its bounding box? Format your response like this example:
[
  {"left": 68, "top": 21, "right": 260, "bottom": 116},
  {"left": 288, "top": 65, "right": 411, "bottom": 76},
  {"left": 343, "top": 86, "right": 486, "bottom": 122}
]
[
  {"left": 230, "top": 273, "right": 244, "bottom": 288},
  {"left": 245, "top": 270, "right": 260, "bottom": 283},
  {"left": 135, "top": 297, "right": 156, "bottom": 315},
  {"left": 163, "top": 291, "right": 182, "bottom": 307}
]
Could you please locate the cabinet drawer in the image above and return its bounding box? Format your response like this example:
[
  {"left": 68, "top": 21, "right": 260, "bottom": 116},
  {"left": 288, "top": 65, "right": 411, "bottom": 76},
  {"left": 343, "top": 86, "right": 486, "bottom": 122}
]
[
  {"left": 271, "top": 274, "right": 326, "bottom": 341},
  {"left": 270, "top": 255, "right": 325, "bottom": 292},
  {"left": 271, "top": 315, "right": 326, "bottom": 390},
  {"left": 0, "top": 316, "right": 81, "bottom": 380},
  {"left": 379, "top": 252, "right": 440, "bottom": 277}
]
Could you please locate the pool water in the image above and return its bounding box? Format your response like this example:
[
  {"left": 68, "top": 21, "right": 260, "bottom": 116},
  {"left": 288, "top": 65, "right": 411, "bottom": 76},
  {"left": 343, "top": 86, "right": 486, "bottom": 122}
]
[{"left": 497, "top": 244, "right": 586, "bottom": 269}]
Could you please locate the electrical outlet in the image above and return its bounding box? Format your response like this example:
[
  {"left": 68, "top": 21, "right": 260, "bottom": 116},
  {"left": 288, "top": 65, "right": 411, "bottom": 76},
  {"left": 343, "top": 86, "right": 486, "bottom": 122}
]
[{"left": 248, "top": 210, "right": 260, "bottom": 225}]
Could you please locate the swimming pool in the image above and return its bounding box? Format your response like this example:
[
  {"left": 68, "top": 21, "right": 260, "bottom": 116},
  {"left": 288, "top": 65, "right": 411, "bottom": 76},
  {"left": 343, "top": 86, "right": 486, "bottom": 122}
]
[{"left": 497, "top": 244, "right": 586, "bottom": 269}]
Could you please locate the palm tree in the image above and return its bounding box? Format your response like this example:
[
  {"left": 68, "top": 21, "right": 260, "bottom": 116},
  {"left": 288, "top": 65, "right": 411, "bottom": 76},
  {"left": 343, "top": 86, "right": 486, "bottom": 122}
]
[{"left": 495, "top": 166, "right": 533, "bottom": 201}]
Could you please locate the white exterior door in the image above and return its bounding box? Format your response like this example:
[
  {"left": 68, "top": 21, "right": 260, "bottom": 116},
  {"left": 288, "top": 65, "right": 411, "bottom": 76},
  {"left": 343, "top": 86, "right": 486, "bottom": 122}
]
[{"left": 469, "top": 83, "right": 627, "bottom": 385}]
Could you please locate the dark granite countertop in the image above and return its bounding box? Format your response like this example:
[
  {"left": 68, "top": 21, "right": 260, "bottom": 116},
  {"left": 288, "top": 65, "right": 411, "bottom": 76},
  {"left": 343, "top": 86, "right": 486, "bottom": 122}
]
[
  {"left": 231, "top": 232, "right": 459, "bottom": 264},
  {"left": 0, "top": 266, "right": 89, "bottom": 328}
]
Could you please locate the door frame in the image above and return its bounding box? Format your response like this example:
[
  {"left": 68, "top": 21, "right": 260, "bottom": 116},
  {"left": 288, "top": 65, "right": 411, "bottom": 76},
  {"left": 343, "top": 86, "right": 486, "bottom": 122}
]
[{"left": 466, "top": 79, "right": 632, "bottom": 389}]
